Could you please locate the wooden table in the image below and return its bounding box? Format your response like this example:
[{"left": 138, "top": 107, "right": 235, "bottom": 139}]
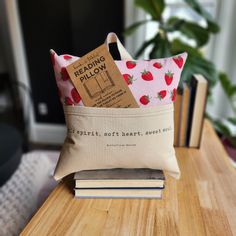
[{"left": 21, "top": 121, "right": 236, "bottom": 236}]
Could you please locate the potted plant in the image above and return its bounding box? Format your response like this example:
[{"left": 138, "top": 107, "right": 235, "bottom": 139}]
[
  {"left": 125, "top": 0, "right": 220, "bottom": 90},
  {"left": 212, "top": 73, "right": 236, "bottom": 167},
  {"left": 125, "top": 0, "right": 236, "bottom": 154}
]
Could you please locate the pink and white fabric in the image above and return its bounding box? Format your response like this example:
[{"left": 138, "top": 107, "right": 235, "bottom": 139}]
[{"left": 50, "top": 34, "right": 187, "bottom": 107}]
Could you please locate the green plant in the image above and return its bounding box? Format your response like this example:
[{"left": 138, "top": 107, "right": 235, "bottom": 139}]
[
  {"left": 125, "top": 0, "right": 220, "bottom": 90},
  {"left": 212, "top": 73, "right": 236, "bottom": 148}
]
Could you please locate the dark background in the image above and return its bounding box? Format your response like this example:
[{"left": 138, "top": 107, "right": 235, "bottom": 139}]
[{"left": 18, "top": 0, "right": 124, "bottom": 124}]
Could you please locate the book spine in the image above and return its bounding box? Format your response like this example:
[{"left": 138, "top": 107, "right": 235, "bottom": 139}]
[
  {"left": 179, "top": 84, "right": 190, "bottom": 147},
  {"left": 186, "top": 77, "right": 197, "bottom": 146},
  {"left": 174, "top": 91, "right": 182, "bottom": 147},
  {"left": 195, "top": 81, "right": 208, "bottom": 148}
]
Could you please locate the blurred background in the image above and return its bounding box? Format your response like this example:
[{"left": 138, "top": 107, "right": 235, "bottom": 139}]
[{"left": 0, "top": 0, "right": 235, "bottom": 235}]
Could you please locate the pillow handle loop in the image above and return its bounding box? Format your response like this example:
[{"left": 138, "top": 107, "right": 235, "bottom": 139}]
[{"left": 105, "top": 32, "right": 133, "bottom": 60}]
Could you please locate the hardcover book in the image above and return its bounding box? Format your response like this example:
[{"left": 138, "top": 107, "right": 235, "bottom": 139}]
[
  {"left": 74, "top": 188, "right": 162, "bottom": 199},
  {"left": 174, "top": 90, "right": 182, "bottom": 146},
  {"left": 179, "top": 83, "right": 191, "bottom": 147},
  {"left": 186, "top": 75, "right": 208, "bottom": 148},
  {"left": 74, "top": 168, "right": 165, "bottom": 188}
]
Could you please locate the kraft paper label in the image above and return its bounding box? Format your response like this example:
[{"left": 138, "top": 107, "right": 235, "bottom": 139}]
[{"left": 66, "top": 44, "right": 138, "bottom": 108}]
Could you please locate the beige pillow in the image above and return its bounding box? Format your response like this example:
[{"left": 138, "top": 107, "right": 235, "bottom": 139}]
[
  {"left": 54, "top": 104, "right": 180, "bottom": 180},
  {"left": 52, "top": 33, "right": 185, "bottom": 180}
]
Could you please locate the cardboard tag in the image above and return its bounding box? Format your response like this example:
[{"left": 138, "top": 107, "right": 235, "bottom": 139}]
[{"left": 66, "top": 44, "right": 138, "bottom": 108}]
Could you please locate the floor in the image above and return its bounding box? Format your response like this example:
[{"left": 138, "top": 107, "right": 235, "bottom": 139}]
[{"left": 0, "top": 150, "right": 59, "bottom": 236}]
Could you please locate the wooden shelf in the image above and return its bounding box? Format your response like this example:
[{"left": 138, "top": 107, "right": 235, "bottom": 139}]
[{"left": 21, "top": 120, "right": 236, "bottom": 236}]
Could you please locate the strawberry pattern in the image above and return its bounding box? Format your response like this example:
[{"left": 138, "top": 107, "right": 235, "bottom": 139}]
[
  {"left": 123, "top": 74, "right": 134, "bottom": 85},
  {"left": 171, "top": 88, "right": 177, "bottom": 102},
  {"left": 126, "top": 61, "right": 136, "bottom": 69},
  {"left": 139, "top": 95, "right": 150, "bottom": 105},
  {"left": 63, "top": 55, "right": 73, "bottom": 60},
  {"left": 141, "top": 70, "right": 153, "bottom": 81},
  {"left": 164, "top": 71, "right": 174, "bottom": 86},
  {"left": 71, "top": 88, "right": 81, "bottom": 103},
  {"left": 153, "top": 62, "right": 162, "bottom": 69},
  {"left": 173, "top": 56, "right": 184, "bottom": 69},
  {"left": 50, "top": 50, "right": 187, "bottom": 107},
  {"left": 65, "top": 97, "right": 74, "bottom": 105},
  {"left": 60, "top": 67, "right": 70, "bottom": 81},
  {"left": 157, "top": 90, "right": 167, "bottom": 100}
]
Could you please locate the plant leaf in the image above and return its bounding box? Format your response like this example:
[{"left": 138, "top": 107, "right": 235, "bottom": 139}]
[
  {"left": 165, "top": 17, "right": 185, "bottom": 31},
  {"left": 135, "top": 0, "right": 158, "bottom": 19},
  {"left": 124, "top": 20, "right": 151, "bottom": 36},
  {"left": 167, "top": 18, "right": 210, "bottom": 47},
  {"left": 183, "top": 0, "right": 220, "bottom": 33},
  {"left": 228, "top": 137, "right": 236, "bottom": 147},
  {"left": 228, "top": 117, "right": 236, "bottom": 126},
  {"left": 213, "top": 119, "right": 231, "bottom": 136},
  {"left": 135, "top": 0, "right": 165, "bottom": 20},
  {"left": 151, "top": 0, "right": 166, "bottom": 19},
  {"left": 213, "top": 118, "right": 236, "bottom": 147},
  {"left": 179, "top": 21, "right": 209, "bottom": 47},
  {"left": 135, "top": 36, "right": 156, "bottom": 58},
  {"left": 183, "top": 56, "right": 218, "bottom": 89},
  {"left": 218, "top": 73, "right": 236, "bottom": 114},
  {"left": 170, "top": 39, "right": 202, "bottom": 57},
  {"left": 171, "top": 39, "right": 218, "bottom": 89},
  {"left": 219, "top": 72, "right": 236, "bottom": 98},
  {"left": 149, "top": 34, "right": 171, "bottom": 58}
]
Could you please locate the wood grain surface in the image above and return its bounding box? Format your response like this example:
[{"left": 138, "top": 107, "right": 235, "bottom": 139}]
[{"left": 21, "top": 120, "right": 236, "bottom": 236}]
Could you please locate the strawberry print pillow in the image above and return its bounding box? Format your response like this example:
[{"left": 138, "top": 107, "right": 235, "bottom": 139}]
[{"left": 50, "top": 50, "right": 187, "bottom": 107}]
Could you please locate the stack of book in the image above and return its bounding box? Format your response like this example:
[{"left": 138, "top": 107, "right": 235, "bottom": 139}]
[
  {"left": 74, "top": 168, "right": 165, "bottom": 198},
  {"left": 174, "top": 74, "right": 208, "bottom": 148}
]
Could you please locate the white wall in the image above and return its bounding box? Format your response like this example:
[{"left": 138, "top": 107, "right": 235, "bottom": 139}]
[
  {"left": 208, "top": 0, "right": 236, "bottom": 118},
  {"left": 2, "top": 0, "right": 66, "bottom": 144},
  {"left": 124, "top": 0, "right": 146, "bottom": 57}
]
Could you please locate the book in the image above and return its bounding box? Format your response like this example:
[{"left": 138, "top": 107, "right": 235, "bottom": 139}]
[
  {"left": 174, "top": 90, "right": 182, "bottom": 146},
  {"left": 74, "top": 168, "right": 165, "bottom": 188},
  {"left": 74, "top": 188, "right": 162, "bottom": 199},
  {"left": 179, "top": 83, "right": 191, "bottom": 147},
  {"left": 186, "top": 75, "right": 208, "bottom": 148}
]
